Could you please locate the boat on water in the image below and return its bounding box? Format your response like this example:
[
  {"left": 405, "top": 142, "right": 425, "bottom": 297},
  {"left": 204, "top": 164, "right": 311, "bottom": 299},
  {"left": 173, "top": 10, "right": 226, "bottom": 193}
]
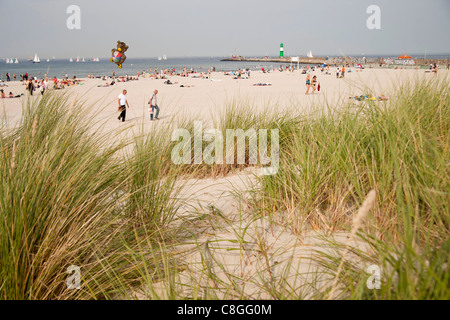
[
  {"left": 163, "top": 54, "right": 167, "bottom": 60},
  {"left": 69, "top": 57, "right": 73, "bottom": 62},
  {"left": 33, "top": 53, "right": 40, "bottom": 63},
  {"left": 76, "top": 56, "right": 80, "bottom": 62},
  {"left": 5, "top": 58, "right": 13, "bottom": 64},
  {"left": 307, "top": 50, "right": 314, "bottom": 58},
  {"left": 82, "top": 57, "right": 85, "bottom": 62},
  {"left": 46, "top": 58, "right": 50, "bottom": 62},
  {"left": 158, "top": 56, "right": 162, "bottom": 61},
  {"left": 14, "top": 58, "right": 19, "bottom": 64}
]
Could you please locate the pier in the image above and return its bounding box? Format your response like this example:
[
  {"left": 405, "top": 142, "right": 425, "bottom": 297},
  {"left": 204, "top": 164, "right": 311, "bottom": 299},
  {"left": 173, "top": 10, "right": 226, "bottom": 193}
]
[{"left": 221, "top": 56, "right": 327, "bottom": 64}]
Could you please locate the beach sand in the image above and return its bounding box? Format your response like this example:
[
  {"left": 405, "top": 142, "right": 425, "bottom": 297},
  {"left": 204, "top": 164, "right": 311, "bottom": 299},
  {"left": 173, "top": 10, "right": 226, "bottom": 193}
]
[
  {"left": 1, "top": 66, "right": 445, "bottom": 298},
  {"left": 1, "top": 67, "right": 435, "bottom": 132}
]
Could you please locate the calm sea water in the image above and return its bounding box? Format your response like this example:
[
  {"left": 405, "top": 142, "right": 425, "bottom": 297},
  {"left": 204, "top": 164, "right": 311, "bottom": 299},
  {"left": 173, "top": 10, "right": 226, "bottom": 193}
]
[
  {"left": 0, "top": 57, "right": 283, "bottom": 80},
  {"left": 2, "top": 55, "right": 448, "bottom": 80}
]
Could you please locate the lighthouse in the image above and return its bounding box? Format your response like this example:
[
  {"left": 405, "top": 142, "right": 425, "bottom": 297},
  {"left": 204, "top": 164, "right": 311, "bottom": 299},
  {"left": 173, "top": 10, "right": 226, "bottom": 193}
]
[{"left": 280, "top": 43, "right": 284, "bottom": 58}]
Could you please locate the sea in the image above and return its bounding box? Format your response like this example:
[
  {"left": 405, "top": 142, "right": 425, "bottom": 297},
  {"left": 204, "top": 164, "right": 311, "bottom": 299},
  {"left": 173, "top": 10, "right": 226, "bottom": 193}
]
[
  {"left": 1, "top": 55, "right": 448, "bottom": 80},
  {"left": 0, "top": 57, "right": 283, "bottom": 80}
]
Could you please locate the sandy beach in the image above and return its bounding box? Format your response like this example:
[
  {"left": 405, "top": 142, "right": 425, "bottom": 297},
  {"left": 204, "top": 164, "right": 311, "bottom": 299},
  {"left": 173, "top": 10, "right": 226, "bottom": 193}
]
[{"left": 1, "top": 67, "right": 440, "bottom": 132}]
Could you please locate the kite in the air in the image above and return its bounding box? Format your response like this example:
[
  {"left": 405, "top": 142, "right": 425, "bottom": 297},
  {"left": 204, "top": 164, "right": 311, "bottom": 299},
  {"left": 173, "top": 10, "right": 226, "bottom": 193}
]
[{"left": 110, "top": 41, "right": 128, "bottom": 68}]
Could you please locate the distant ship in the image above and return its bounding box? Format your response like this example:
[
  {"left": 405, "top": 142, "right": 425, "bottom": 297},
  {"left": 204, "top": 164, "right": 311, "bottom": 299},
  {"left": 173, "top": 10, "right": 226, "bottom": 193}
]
[
  {"left": 46, "top": 58, "right": 50, "bottom": 62},
  {"left": 33, "top": 53, "right": 40, "bottom": 63},
  {"left": 307, "top": 50, "right": 314, "bottom": 58}
]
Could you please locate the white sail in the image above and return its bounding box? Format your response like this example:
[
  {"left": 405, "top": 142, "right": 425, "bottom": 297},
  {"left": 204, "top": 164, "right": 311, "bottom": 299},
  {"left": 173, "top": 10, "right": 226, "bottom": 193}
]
[
  {"left": 69, "top": 57, "right": 73, "bottom": 62},
  {"left": 96, "top": 57, "right": 100, "bottom": 62},
  {"left": 76, "top": 56, "right": 80, "bottom": 62},
  {"left": 82, "top": 57, "right": 85, "bottom": 62},
  {"left": 46, "top": 58, "right": 50, "bottom": 62},
  {"left": 14, "top": 58, "right": 19, "bottom": 64},
  {"left": 33, "top": 53, "right": 40, "bottom": 63},
  {"left": 307, "top": 50, "right": 313, "bottom": 58},
  {"left": 163, "top": 54, "right": 167, "bottom": 60},
  {"left": 158, "top": 56, "right": 162, "bottom": 61}
]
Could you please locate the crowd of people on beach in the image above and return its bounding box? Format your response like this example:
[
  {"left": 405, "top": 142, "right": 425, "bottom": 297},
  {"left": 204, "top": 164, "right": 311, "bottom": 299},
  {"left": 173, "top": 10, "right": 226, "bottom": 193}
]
[{"left": 2, "top": 59, "right": 444, "bottom": 122}]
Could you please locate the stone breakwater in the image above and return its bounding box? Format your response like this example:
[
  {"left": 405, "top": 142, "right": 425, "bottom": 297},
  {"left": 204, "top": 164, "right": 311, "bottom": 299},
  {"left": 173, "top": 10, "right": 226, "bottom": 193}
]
[{"left": 221, "top": 56, "right": 327, "bottom": 64}]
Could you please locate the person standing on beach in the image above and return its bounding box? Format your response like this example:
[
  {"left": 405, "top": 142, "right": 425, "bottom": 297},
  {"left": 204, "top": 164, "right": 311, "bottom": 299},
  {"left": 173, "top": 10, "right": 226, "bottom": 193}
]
[
  {"left": 311, "top": 75, "right": 318, "bottom": 93},
  {"left": 117, "top": 89, "right": 130, "bottom": 122},
  {"left": 149, "top": 89, "right": 160, "bottom": 120},
  {"left": 305, "top": 74, "right": 311, "bottom": 94},
  {"left": 27, "top": 79, "right": 34, "bottom": 95}
]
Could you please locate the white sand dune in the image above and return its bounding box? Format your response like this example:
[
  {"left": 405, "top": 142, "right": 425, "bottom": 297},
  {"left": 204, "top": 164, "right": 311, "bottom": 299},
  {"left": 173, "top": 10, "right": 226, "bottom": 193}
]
[{"left": 1, "top": 67, "right": 445, "bottom": 298}]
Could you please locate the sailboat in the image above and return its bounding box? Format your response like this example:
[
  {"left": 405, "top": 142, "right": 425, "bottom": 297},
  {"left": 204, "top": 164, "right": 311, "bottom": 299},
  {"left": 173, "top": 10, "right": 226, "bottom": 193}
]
[
  {"left": 5, "top": 58, "right": 12, "bottom": 64},
  {"left": 307, "top": 50, "right": 314, "bottom": 58},
  {"left": 162, "top": 54, "right": 167, "bottom": 60},
  {"left": 158, "top": 56, "right": 162, "bottom": 61},
  {"left": 69, "top": 57, "right": 73, "bottom": 62},
  {"left": 82, "top": 57, "right": 85, "bottom": 62},
  {"left": 95, "top": 57, "right": 100, "bottom": 62},
  {"left": 33, "top": 53, "right": 40, "bottom": 63},
  {"left": 76, "top": 56, "right": 80, "bottom": 62},
  {"left": 14, "top": 58, "right": 19, "bottom": 64},
  {"left": 46, "top": 58, "right": 50, "bottom": 62}
]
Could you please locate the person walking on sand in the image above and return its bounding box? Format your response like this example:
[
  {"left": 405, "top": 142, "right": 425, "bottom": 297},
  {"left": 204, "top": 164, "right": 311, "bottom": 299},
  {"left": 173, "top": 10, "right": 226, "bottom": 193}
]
[
  {"left": 305, "top": 74, "right": 311, "bottom": 94},
  {"left": 117, "top": 89, "right": 130, "bottom": 122},
  {"left": 149, "top": 89, "right": 160, "bottom": 120}
]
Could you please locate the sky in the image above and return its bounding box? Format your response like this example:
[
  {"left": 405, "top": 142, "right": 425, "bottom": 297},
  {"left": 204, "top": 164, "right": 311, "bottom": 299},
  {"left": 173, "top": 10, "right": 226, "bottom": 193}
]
[{"left": 1, "top": 0, "right": 449, "bottom": 59}]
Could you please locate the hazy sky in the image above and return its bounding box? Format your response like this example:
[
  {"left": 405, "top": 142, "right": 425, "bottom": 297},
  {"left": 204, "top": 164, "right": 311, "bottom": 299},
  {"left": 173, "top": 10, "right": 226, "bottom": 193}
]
[{"left": 1, "top": 0, "right": 449, "bottom": 59}]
